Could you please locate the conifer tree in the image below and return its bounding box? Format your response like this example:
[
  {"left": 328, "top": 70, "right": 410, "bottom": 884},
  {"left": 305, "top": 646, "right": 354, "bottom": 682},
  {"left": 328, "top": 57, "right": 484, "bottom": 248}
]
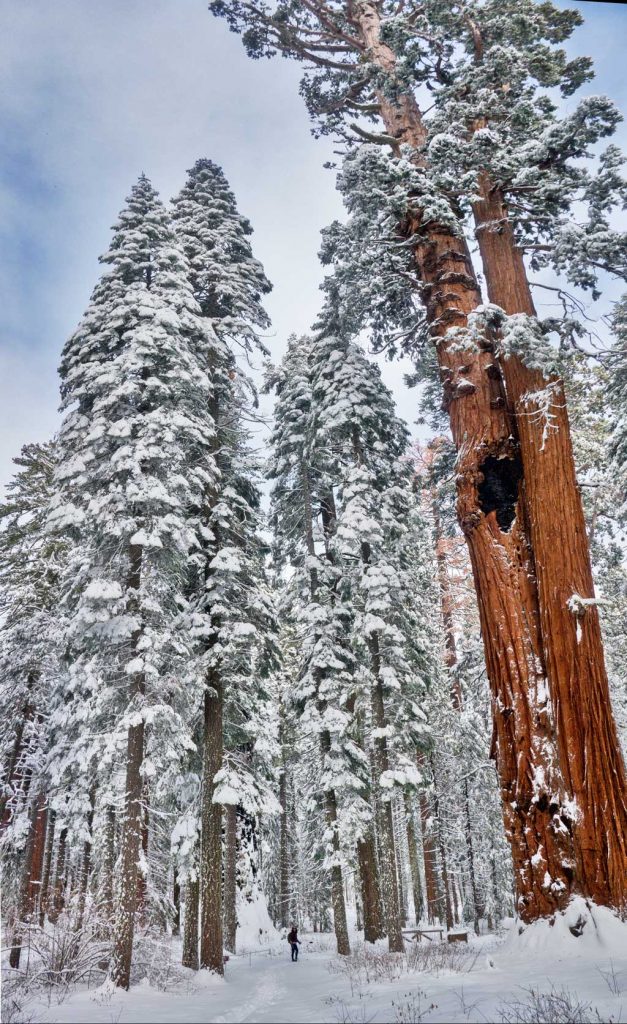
[
  {"left": 212, "top": 0, "right": 627, "bottom": 920},
  {"left": 172, "top": 158, "right": 276, "bottom": 971},
  {"left": 49, "top": 175, "right": 217, "bottom": 989}
]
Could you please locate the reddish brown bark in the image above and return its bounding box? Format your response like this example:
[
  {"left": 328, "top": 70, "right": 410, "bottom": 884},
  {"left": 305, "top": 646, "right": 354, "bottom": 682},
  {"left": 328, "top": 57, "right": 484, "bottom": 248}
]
[
  {"left": 473, "top": 176, "right": 627, "bottom": 910},
  {"left": 352, "top": 0, "right": 575, "bottom": 922},
  {"left": 39, "top": 807, "right": 56, "bottom": 926},
  {"left": 224, "top": 803, "right": 237, "bottom": 953}
]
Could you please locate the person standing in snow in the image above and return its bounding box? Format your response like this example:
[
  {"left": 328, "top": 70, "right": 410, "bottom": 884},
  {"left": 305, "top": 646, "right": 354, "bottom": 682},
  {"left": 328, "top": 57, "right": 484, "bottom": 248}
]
[{"left": 287, "top": 925, "right": 300, "bottom": 962}]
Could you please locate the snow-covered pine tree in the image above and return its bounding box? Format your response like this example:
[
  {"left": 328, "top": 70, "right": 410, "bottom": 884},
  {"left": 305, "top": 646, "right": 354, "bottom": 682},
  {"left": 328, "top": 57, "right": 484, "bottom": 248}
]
[
  {"left": 0, "top": 442, "right": 63, "bottom": 967},
  {"left": 267, "top": 334, "right": 361, "bottom": 956},
  {"left": 211, "top": 0, "right": 627, "bottom": 920},
  {"left": 48, "top": 174, "right": 217, "bottom": 989},
  {"left": 171, "top": 158, "right": 277, "bottom": 971},
  {"left": 309, "top": 327, "right": 437, "bottom": 951}
]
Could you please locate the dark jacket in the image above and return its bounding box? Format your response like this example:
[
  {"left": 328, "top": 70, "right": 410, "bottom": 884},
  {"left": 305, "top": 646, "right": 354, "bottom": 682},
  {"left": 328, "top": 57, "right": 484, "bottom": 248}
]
[{"left": 287, "top": 928, "right": 299, "bottom": 944}]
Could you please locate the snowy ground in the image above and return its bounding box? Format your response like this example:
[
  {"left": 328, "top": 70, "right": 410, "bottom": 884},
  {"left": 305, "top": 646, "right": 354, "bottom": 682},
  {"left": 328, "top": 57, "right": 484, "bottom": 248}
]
[{"left": 5, "top": 911, "right": 627, "bottom": 1023}]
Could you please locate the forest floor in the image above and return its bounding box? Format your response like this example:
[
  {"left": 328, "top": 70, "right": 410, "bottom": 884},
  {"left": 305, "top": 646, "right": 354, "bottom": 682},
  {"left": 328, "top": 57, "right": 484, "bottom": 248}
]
[{"left": 4, "top": 911, "right": 627, "bottom": 1023}]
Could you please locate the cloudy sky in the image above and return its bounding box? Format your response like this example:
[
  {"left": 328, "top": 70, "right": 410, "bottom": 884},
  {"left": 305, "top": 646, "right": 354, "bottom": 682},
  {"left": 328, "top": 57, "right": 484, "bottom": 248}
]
[{"left": 1, "top": 0, "right": 626, "bottom": 492}]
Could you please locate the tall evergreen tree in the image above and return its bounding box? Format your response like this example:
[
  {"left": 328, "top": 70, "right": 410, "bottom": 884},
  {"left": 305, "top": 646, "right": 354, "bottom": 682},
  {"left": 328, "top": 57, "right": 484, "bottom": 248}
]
[
  {"left": 49, "top": 174, "right": 217, "bottom": 989},
  {"left": 211, "top": 0, "right": 627, "bottom": 920}
]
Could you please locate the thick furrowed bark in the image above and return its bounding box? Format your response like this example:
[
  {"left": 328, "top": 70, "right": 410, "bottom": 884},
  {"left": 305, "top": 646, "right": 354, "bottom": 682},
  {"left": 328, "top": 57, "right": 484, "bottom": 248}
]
[
  {"left": 351, "top": 1, "right": 576, "bottom": 921},
  {"left": 109, "top": 719, "right": 145, "bottom": 989},
  {"left": 472, "top": 179, "right": 627, "bottom": 910},
  {"left": 357, "top": 831, "right": 385, "bottom": 941},
  {"left": 9, "top": 793, "right": 46, "bottom": 969},
  {"left": 200, "top": 674, "right": 224, "bottom": 974},
  {"left": 224, "top": 803, "right": 237, "bottom": 953},
  {"left": 182, "top": 878, "right": 200, "bottom": 970}
]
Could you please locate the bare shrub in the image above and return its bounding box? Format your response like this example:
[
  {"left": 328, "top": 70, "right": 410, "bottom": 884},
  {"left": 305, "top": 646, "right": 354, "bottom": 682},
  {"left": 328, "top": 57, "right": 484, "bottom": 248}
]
[
  {"left": 498, "top": 986, "right": 612, "bottom": 1023},
  {"left": 27, "top": 918, "right": 109, "bottom": 993},
  {"left": 392, "top": 989, "right": 438, "bottom": 1023},
  {"left": 0, "top": 974, "right": 37, "bottom": 1024},
  {"left": 129, "top": 934, "right": 188, "bottom": 991}
]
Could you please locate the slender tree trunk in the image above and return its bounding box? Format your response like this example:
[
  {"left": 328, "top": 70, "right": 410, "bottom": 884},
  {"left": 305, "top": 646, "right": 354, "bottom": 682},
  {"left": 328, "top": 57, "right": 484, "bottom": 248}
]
[
  {"left": 301, "top": 465, "right": 351, "bottom": 956},
  {"left": 75, "top": 786, "right": 96, "bottom": 933},
  {"left": 430, "top": 760, "right": 453, "bottom": 932},
  {"left": 101, "top": 805, "right": 115, "bottom": 920},
  {"left": 351, "top": 0, "right": 576, "bottom": 922},
  {"left": 172, "top": 867, "right": 181, "bottom": 938},
  {"left": 110, "top": 543, "right": 146, "bottom": 990},
  {"left": 278, "top": 720, "right": 290, "bottom": 929},
  {"left": 431, "top": 490, "right": 481, "bottom": 934},
  {"left": 136, "top": 788, "right": 149, "bottom": 926},
  {"left": 109, "top": 719, "right": 144, "bottom": 988},
  {"left": 472, "top": 174, "right": 627, "bottom": 911},
  {"left": 224, "top": 803, "right": 237, "bottom": 953},
  {"left": 9, "top": 793, "right": 46, "bottom": 969},
  {"left": 48, "top": 826, "right": 68, "bottom": 925},
  {"left": 405, "top": 795, "right": 424, "bottom": 925},
  {"left": 39, "top": 807, "right": 56, "bottom": 926},
  {"left": 182, "top": 878, "right": 199, "bottom": 970},
  {"left": 0, "top": 678, "right": 34, "bottom": 829},
  {"left": 200, "top": 668, "right": 224, "bottom": 973},
  {"left": 357, "top": 832, "right": 385, "bottom": 941},
  {"left": 28, "top": 798, "right": 47, "bottom": 912}
]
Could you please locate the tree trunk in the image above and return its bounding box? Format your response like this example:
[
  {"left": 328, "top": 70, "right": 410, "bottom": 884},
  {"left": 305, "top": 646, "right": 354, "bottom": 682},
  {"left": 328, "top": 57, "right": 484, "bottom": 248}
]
[
  {"left": 431, "top": 761, "right": 454, "bottom": 932},
  {"left": 0, "top": 678, "right": 34, "bottom": 829},
  {"left": 473, "top": 174, "right": 627, "bottom": 911},
  {"left": 48, "top": 826, "right": 68, "bottom": 925},
  {"left": 405, "top": 794, "right": 424, "bottom": 925},
  {"left": 76, "top": 786, "right": 96, "bottom": 932},
  {"left": 172, "top": 867, "right": 181, "bottom": 938},
  {"left": 352, "top": 0, "right": 576, "bottom": 922},
  {"left": 109, "top": 719, "right": 144, "bottom": 988},
  {"left": 182, "top": 878, "right": 199, "bottom": 970},
  {"left": 302, "top": 465, "right": 351, "bottom": 956},
  {"left": 101, "top": 805, "right": 115, "bottom": 920},
  {"left": 278, "top": 726, "right": 290, "bottom": 929},
  {"left": 9, "top": 793, "right": 46, "bottom": 969},
  {"left": 110, "top": 543, "right": 146, "bottom": 990},
  {"left": 357, "top": 832, "right": 385, "bottom": 941},
  {"left": 39, "top": 807, "right": 56, "bottom": 926},
  {"left": 200, "top": 670, "right": 224, "bottom": 973},
  {"left": 224, "top": 803, "right": 237, "bottom": 953},
  {"left": 431, "top": 489, "right": 481, "bottom": 933},
  {"left": 136, "top": 788, "right": 149, "bottom": 926}
]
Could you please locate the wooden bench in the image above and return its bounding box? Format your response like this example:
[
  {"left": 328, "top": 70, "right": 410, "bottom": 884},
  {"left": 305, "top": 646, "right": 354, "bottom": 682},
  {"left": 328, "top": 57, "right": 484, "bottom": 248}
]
[
  {"left": 402, "top": 928, "right": 444, "bottom": 943},
  {"left": 447, "top": 931, "right": 468, "bottom": 944}
]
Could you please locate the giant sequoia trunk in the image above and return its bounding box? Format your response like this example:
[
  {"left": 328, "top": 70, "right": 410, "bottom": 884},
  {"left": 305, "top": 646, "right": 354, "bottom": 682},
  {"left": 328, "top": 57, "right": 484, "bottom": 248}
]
[
  {"left": 110, "top": 544, "right": 146, "bottom": 990},
  {"left": 352, "top": 0, "right": 576, "bottom": 922},
  {"left": 404, "top": 794, "right": 424, "bottom": 925},
  {"left": 472, "top": 175, "right": 627, "bottom": 912},
  {"left": 200, "top": 667, "right": 224, "bottom": 973}
]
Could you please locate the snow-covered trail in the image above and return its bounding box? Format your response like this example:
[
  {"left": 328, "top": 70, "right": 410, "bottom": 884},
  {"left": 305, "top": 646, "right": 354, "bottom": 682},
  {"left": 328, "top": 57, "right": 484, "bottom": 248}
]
[{"left": 13, "top": 919, "right": 627, "bottom": 1024}]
